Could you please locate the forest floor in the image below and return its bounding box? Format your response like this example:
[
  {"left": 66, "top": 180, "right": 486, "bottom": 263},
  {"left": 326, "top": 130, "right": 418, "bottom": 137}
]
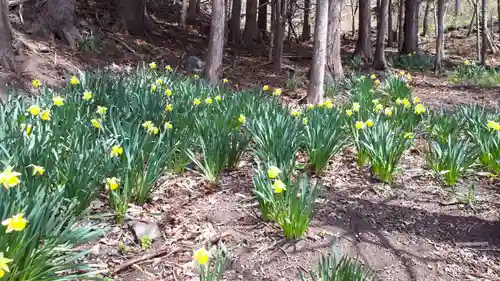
[{"left": 2, "top": 1, "right": 500, "bottom": 281}]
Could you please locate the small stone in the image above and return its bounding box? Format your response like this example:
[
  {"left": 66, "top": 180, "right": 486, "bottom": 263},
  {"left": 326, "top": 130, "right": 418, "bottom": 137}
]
[{"left": 128, "top": 220, "right": 161, "bottom": 242}]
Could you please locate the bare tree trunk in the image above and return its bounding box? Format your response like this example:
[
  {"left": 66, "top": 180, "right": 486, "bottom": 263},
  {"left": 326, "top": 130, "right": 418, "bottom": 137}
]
[
  {"left": 434, "top": 0, "right": 445, "bottom": 73},
  {"left": 456, "top": 0, "right": 460, "bottom": 16},
  {"left": 268, "top": 0, "right": 276, "bottom": 61},
  {"left": 229, "top": 0, "right": 242, "bottom": 43},
  {"left": 422, "top": 0, "right": 431, "bottom": 36},
  {"left": 188, "top": 0, "right": 197, "bottom": 23},
  {"left": 302, "top": 0, "right": 312, "bottom": 40},
  {"left": 273, "top": 0, "right": 287, "bottom": 73},
  {"left": 243, "top": 0, "right": 258, "bottom": 44},
  {"left": 476, "top": 0, "right": 481, "bottom": 60},
  {"left": 374, "top": 0, "right": 389, "bottom": 69},
  {"left": 354, "top": 0, "right": 372, "bottom": 61},
  {"left": 0, "top": 0, "right": 15, "bottom": 72},
  {"left": 480, "top": 0, "right": 486, "bottom": 64},
  {"left": 180, "top": 0, "right": 189, "bottom": 28},
  {"left": 497, "top": 0, "right": 499, "bottom": 37},
  {"left": 258, "top": 0, "right": 268, "bottom": 33},
  {"left": 401, "top": 0, "right": 418, "bottom": 54},
  {"left": 204, "top": 0, "right": 225, "bottom": 85},
  {"left": 308, "top": 0, "right": 329, "bottom": 103},
  {"left": 327, "top": 0, "right": 344, "bottom": 79},
  {"left": 388, "top": 0, "right": 394, "bottom": 46},
  {"left": 397, "top": 0, "right": 405, "bottom": 50},
  {"left": 113, "top": 0, "right": 147, "bottom": 35}
]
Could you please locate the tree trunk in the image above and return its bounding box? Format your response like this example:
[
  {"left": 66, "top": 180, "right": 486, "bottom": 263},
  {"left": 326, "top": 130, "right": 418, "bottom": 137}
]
[
  {"left": 388, "top": 0, "right": 393, "bottom": 46},
  {"left": 497, "top": 0, "right": 499, "bottom": 37},
  {"left": 114, "top": 0, "right": 147, "bottom": 35},
  {"left": 180, "top": 0, "right": 189, "bottom": 28},
  {"left": 434, "top": 0, "right": 445, "bottom": 73},
  {"left": 308, "top": 0, "right": 329, "bottom": 103},
  {"left": 273, "top": 0, "right": 287, "bottom": 73},
  {"left": 480, "top": 0, "right": 486, "bottom": 64},
  {"left": 401, "top": 0, "right": 418, "bottom": 54},
  {"left": 354, "top": 0, "right": 372, "bottom": 61},
  {"left": 374, "top": 0, "right": 389, "bottom": 69},
  {"left": 302, "top": 0, "right": 312, "bottom": 40},
  {"left": 0, "top": 0, "right": 15, "bottom": 72},
  {"left": 327, "top": 0, "right": 344, "bottom": 79},
  {"left": 188, "top": 0, "right": 197, "bottom": 23},
  {"left": 258, "top": 0, "right": 267, "bottom": 33},
  {"left": 476, "top": 0, "right": 481, "bottom": 61},
  {"left": 229, "top": 0, "right": 242, "bottom": 43},
  {"left": 422, "top": 0, "right": 431, "bottom": 36},
  {"left": 243, "top": 0, "right": 258, "bottom": 44},
  {"left": 269, "top": 0, "right": 276, "bottom": 61},
  {"left": 456, "top": 0, "right": 460, "bottom": 16},
  {"left": 397, "top": 0, "right": 404, "bottom": 50},
  {"left": 204, "top": 0, "right": 225, "bottom": 85}
]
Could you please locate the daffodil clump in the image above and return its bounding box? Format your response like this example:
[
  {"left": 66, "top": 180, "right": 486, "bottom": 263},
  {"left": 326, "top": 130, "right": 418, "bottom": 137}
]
[
  {"left": 450, "top": 60, "right": 500, "bottom": 87},
  {"left": 192, "top": 243, "right": 231, "bottom": 281}
]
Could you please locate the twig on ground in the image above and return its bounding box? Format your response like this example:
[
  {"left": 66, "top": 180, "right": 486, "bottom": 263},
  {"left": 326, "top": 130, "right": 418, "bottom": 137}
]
[
  {"left": 112, "top": 247, "right": 184, "bottom": 275},
  {"left": 109, "top": 35, "right": 137, "bottom": 55}
]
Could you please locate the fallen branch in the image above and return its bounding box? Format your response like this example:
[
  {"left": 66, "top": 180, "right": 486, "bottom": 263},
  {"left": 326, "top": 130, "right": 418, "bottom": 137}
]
[
  {"left": 112, "top": 247, "right": 183, "bottom": 275},
  {"left": 108, "top": 35, "right": 137, "bottom": 55},
  {"left": 7, "top": 0, "right": 28, "bottom": 7}
]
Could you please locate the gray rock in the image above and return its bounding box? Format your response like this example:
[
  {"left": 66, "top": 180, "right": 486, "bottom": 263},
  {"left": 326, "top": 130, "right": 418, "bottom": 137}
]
[
  {"left": 128, "top": 220, "right": 161, "bottom": 242},
  {"left": 184, "top": 56, "right": 205, "bottom": 74}
]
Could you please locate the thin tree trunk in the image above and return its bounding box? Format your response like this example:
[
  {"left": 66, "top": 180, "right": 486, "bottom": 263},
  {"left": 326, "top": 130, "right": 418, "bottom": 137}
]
[
  {"left": 258, "top": 0, "right": 267, "bottom": 33},
  {"left": 497, "top": 0, "right": 499, "bottom": 37},
  {"left": 302, "top": 0, "right": 311, "bottom": 40},
  {"left": 204, "top": 0, "right": 225, "bottom": 85},
  {"left": 243, "top": 0, "right": 258, "bottom": 44},
  {"left": 401, "top": 0, "right": 418, "bottom": 53},
  {"left": 0, "top": 0, "right": 15, "bottom": 72},
  {"left": 388, "top": 0, "right": 393, "bottom": 46},
  {"left": 476, "top": 0, "right": 481, "bottom": 60},
  {"left": 374, "top": 0, "right": 389, "bottom": 69},
  {"left": 269, "top": 0, "right": 276, "bottom": 61},
  {"left": 229, "top": 0, "right": 242, "bottom": 43},
  {"left": 354, "top": 0, "right": 372, "bottom": 61},
  {"left": 467, "top": 8, "right": 476, "bottom": 36},
  {"left": 180, "top": 0, "right": 189, "bottom": 28},
  {"left": 197, "top": 0, "right": 201, "bottom": 13},
  {"left": 422, "top": 0, "right": 431, "bottom": 36},
  {"left": 434, "top": 0, "right": 445, "bottom": 73},
  {"left": 480, "top": 0, "right": 486, "bottom": 64},
  {"left": 273, "top": 0, "right": 287, "bottom": 73},
  {"left": 327, "top": 0, "right": 344, "bottom": 79},
  {"left": 455, "top": 0, "right": 460, "bottom": 16},
  {"left": 188, "top": 0, "right": 197, "bottom": 23},
  {"left": 350, "top": 0, "right": 357, "bottom": 36},
  {"left": 308, "top": 0, "right": 329, "bottom": 103},
  {"left": 398, "top": 0, "right": 405, "bottom": 50}
]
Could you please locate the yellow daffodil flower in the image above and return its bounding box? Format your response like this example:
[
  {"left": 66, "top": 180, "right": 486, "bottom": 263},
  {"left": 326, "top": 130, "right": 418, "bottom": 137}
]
[
  {"left": 105, "top": 177, "right": 119, "bottom": 191},
  {"left": 395, "top": 98, "right": 402, "bottom": 105},
  {"left": 487, "top": 120, "right": 500, "bottom": 131},
  {"left": 52, "top": 96, "right": 65, "bottom": 107},
  {"left": 69, "top": 76, "right": 80, "bottom": 85},
  {"left": 370, "top": 74, "right": 376, "bottom": 79},
  {"left": 365, "top": 119, "right": 374, "bottom": 127},
  {"left": 193, "top": 247, "right": 209, "bottom": 265},
  {"left": 110, "top": 145, "right": 123, "bottom": 157},
  {"left": 0, "top": 166, "right": 21, "bottom": 189},
  {"left": 402, "top": 98, "right": 411, "bottom": 108},
  {"left": 193, "top": 74, "right": 200, "bottom": 79},
  {"left": 40, "top": 110, "right": 51, "bottom": 121},
  {"left": 21, "top": 123, "right": 32, "bottom": 135},
  {"left": 27, "top": 105, "right": 40, "bottom": 116},
  {"left": 412, "top": 96, "right": 420, "bottom": 103},
  {"left": 238, "top": 114, "right": 246, "bottom": 124},
  {"left": 165, "top": 88, "right": 172, "bottom": 97},
  {"left": 374, "top": 104, "right": 383, "bottom": 112},
  {"left": 346, "top": 109, "right": 353, "bottom": 117},
  {"left": 291, "top": 110, "right": 301, "bottom": 117},
  {"left": 147, "top": 126, "right": 159, "bottom": 135},
  {"left": 91, "top": 119, "right": 102, "bottom": 129},
  {"left": 205, "top": 97, "right": 213, "bottom": 105},
  {"left": 414, "top": 104, "right": 425, "bottom": 114},
  {"left": 156, "top": 78, "right": 163, "bottom": 85},
  {"left": 355, "top": 121, "right": 366, "bottom": 130},
  {"left": 307, "top": 104, "right": 315, "bottom": 110},
  {"left": 164, "top": 121, "right": 173, "bottom": 130},
  {"left": 273, "top": 88, "right": 282, "bottom": 96},
  {"left": 215, "top": 95, "right": 222, "bottom": 101},
  {"left": 31, "top": 165, "right": 45, "bottom": 176},
  {"left": 2, "top": 213, "right": 28, "bottom": 233},
  {"left": 323, "top": 99, "right": 333, "bottom": 108},
  {"left": 268, "top": 166, "right": 281, "bottom": 179},
  {"left": 384, "top": 107, "right": 393, "bottom": 117},
  {"left": 263, "top": 85, "right": 270, "bottom": 91},
  {"left": 96, "top": 106, "right": 107, "bottom": 115},
  {"left": 464, "top": 60, "right": 469, "bottom": 66},
  {"left": 149, "top": 62, "right": 157, "bottom": 69},
  {"left": 166, "top": 65, "right": 172, "bottom": 71},
  {"left": 223, "top": 78, "right": 229, "bottom": 84},
  {"left": 374, "top": 79, "right": 381, "bottom": 86},
  {"left": 151, "top": 83, "right": 157, "bottom": 92},
  {"left": 165, "top": 104, "right": 173, "bottom": 112},
  {"left": 303, "top": 117, "right": 308, "bottom": 125},
  {"left": 352, "top": 102, "right": 360, "bottom": 112},
  {"left": 82, "top": 91, "right": 93, "bottom": 101},
  {"left": 142, "top": 121, "right": 153, "bottom": 129},
  {"left": 404, "top": 132, "right": 414, "bottom": 139},
  {"left": 193, "top": 98, "right": 201, "bottom": 105},
  {"left": 32, "top": 79, "right": 41, "bottom": 88},
  {"left": 272, "top": 179, "right": 286, "bottom": 193},
  {"left": 0, "top": 252, "right": 12, "bottom": 278}
]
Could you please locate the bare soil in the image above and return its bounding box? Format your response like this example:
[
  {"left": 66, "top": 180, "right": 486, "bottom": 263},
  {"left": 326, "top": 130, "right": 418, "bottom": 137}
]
[{"left": 2, "top": 1, "right": 500, "bottom": 281}]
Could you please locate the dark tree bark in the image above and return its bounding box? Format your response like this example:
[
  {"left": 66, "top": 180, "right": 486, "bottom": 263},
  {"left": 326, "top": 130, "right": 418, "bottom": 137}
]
[
  {"left": 229, "top": 0, "right": 242, "bottom": 43},
  {"left": 327, "top": 0, "right": 344, "bottom": 79},
  {"left": 188, "top": 0, "right": 197, "bottom": 23},
  {"left": 397, "top": 0, "right": 404, "bottom": 50},
  {"left": 497, "top": 0, "right": 499, "bottom": 37},
  {"left": 388, "top": 0, "right": 393, "bottom": 46},
  {"left": 197, "top": 0, "right": 201, "bottom": 13},
  {"left": 480, "top": 0, "right": 486, "bottom": 64},
  {"left": 204, "top": 0, "right": 225, "bottom": 85},
  {"left": 434, "top": 0, "right": 445, "bottom": 73},
  {"left": 0, "top": 0, "right": 15, "bottom": 72},
  {"left": 401, "top": 0, "right": 418, "bottom": 54},
  {"left": 258, "top": 0, "right": 267, "bottom": 33},
  {"left": 308, "top": 0, "right": 329, "bottom": 103},
  {"left": 354, "top": 0, "right": 372, "bottom": 61},
  {"left": 180, "top": 0, "right": 189, "bottom": 28},
  {"left": 243, "top": 0, "right": 258, "bottom": 44},
  {"left": 302, "top": 0, "right": 312, "bottom": 40},
  {"left": 374, "top": 0, "right": 389, "bottom": 69},
  {"left": 273, "top": 0, "right": 287, "bottom": 73},
  {"left": 476, "top": 0, "right": 481, "bottom": 61},
  {"left": 422, "top": 0, "right": 431, "bottom": 36}
]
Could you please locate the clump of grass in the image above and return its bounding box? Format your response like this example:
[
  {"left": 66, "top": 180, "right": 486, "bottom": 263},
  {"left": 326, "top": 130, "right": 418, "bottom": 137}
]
[
  {"left": 391, "top": 52, "right": 434, "bottom": 71},
  {"left": 449, "top": 60, "right": 500, "bottom": 87}
]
